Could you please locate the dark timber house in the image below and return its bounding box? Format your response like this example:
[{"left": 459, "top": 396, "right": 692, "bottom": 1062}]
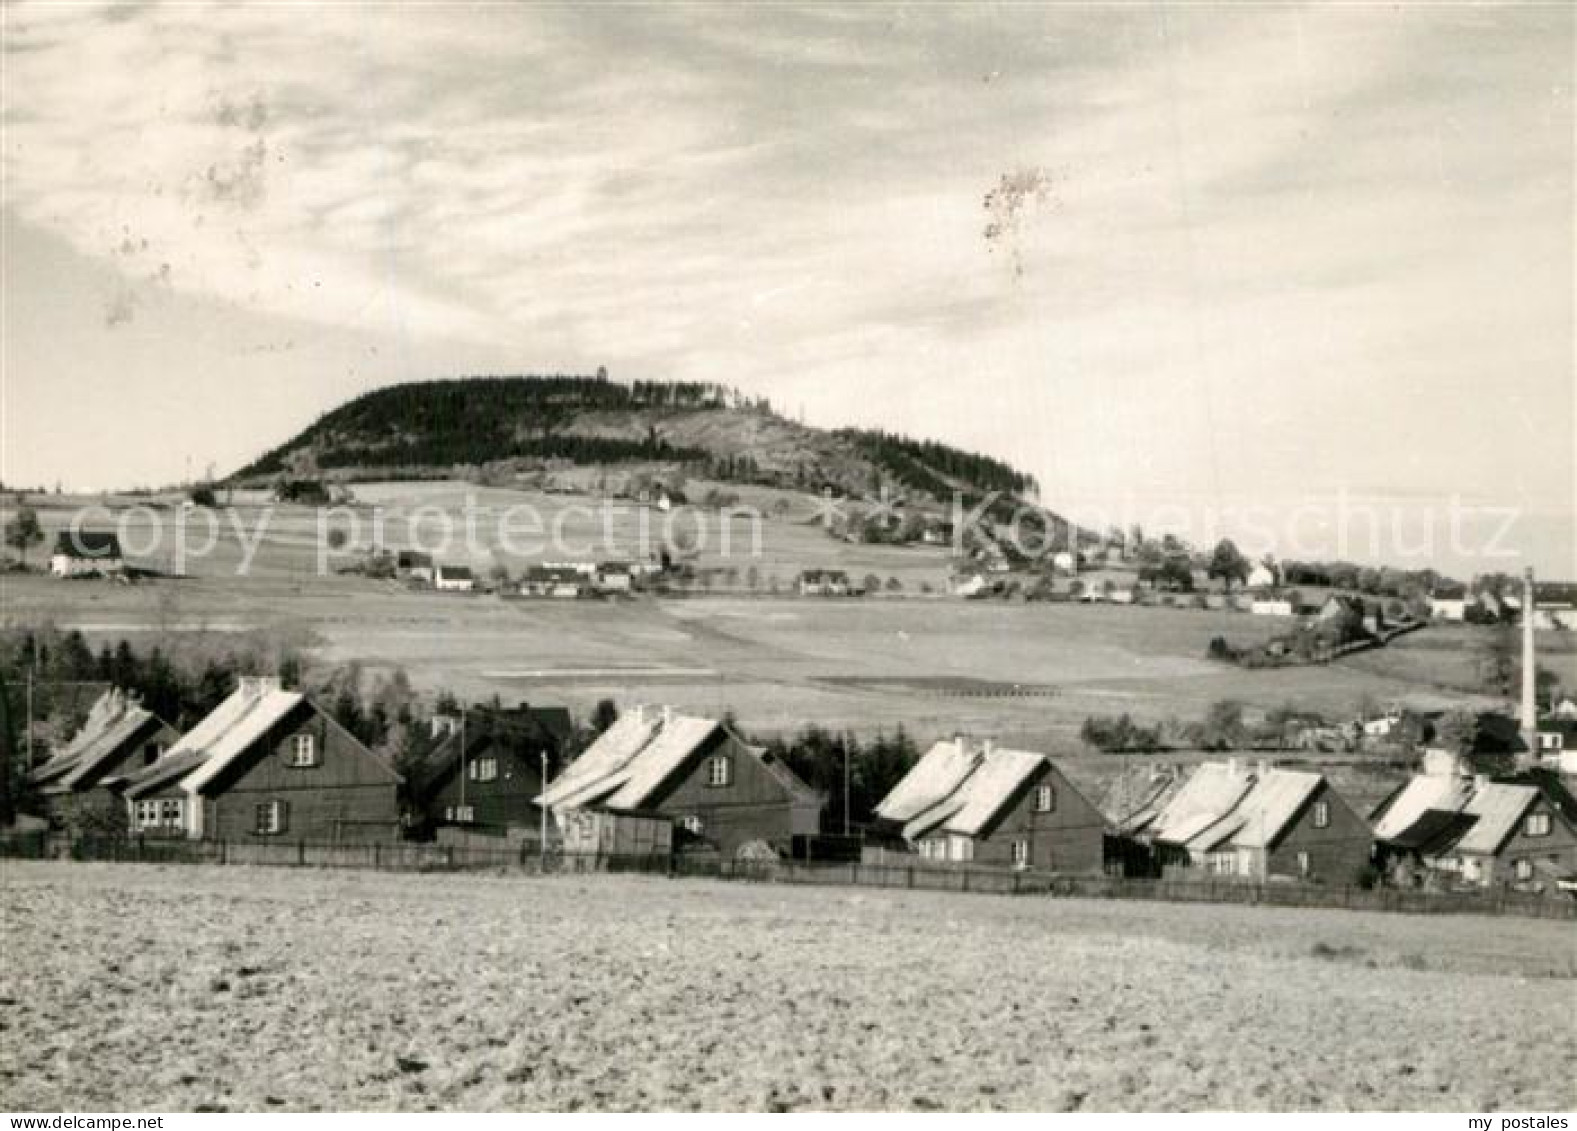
[
  {"left": 535, "top": 706, "right": 823, "bottom": 857},
  {"left": 117, "top": 677, "right": 401, "bottom": 843},
  {"left": 873, "top": 737, "right": 1106, "bottom": 871},
  {"left": 27, "top": 689, "right": 178, "bottom": 835},
  {"left": 416, "top": 704, "right": 573, "bottom": 838}
]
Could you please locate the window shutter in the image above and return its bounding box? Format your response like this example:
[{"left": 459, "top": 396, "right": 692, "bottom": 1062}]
[{"left": 280, "top": 800, "right": 290, "bottom": 835}]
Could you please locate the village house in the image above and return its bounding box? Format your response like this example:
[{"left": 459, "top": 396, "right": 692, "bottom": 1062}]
[
  {"left": 798, "top": 568, "right": 852, "bottom": 597},
  {"left": 27, "top": 689, "right": 179, "bottom": 835},
  {"left": 395, "top": 550, "right": 434, "bottom": 584},
  {"left": 1139, "top": 760, "right": 1372, "bottom": 883},
  {"left": 948, "top": 570, "right": 988, "bottom": 598},
  {"left": 595, "top": 561, "right": 635, "bottom": 593},
  {"left": 872, "top": 737, "right": 1105, "bottom": 872},
  {"left": 49, "top": 530, "right": 125, "bottom": 578},
  {"left": 1250, "top": 597, "right": 1293, "bottom": 617},
  {"left": 118, "top": 677, "right": 401, "bottom": 843},
  {"left": 415, "top": 703, "right": 573, "bottom": 838},
  {"left": 433, "top": 563, "right": 475, "bottom": 592},
  {"left": 520, "top": 565, "right": 588, "bottom": 598},
  {"left": 1244, "top": 562, "right": 1278, "bottom": 591},
  {"left": 1428, "top": 584, "right": 1470, "bottom": 621},
  {"left": 1372, "top": 762, "right": 1577, "bottom": 891},
  {"left": 535, "top": 706, "right": 823, "bottom": 858}
]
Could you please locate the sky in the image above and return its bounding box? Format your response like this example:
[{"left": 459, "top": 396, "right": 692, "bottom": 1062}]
[{"left": 2, "top": 2, "right": 1573, "bottom": 575}]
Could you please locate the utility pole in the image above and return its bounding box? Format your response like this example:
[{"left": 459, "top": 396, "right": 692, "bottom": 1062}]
[
  {"left": 458, "top": 708, "right": 467, "bottom": 815},
  {"left": 842, "top": 735, "right": 850, "bottom": 837},
  {"left": 540, "top": 750, "right": 549, "bottom": 858}
]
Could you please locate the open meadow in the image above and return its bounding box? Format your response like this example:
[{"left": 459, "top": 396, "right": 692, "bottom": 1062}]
[
  {"left": 1, "top": 862, "right": 1573, "bottom": 1112},
  {"left": 6, "top": 482, "right": 1570, "bottom": 811}
]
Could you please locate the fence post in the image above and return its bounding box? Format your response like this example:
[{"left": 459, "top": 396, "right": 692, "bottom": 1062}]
[
  {"left": 220, "top": 839, "right": 227, "bottom": 866},
  {"left": 297, "top": 840, "right": 305, "bottom": 866},
  {"left": 373, "top": 842, "right": 381, "bottom": 870}
]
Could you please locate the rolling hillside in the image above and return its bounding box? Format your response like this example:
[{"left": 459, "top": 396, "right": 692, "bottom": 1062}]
[{"left": 230, "top": 375, "right": 1041, "bottom": 509}]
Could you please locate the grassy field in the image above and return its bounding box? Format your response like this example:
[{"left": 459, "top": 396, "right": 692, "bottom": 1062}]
[{"left": 1, "top": 862, "right": 1572, "bottom": 1112}]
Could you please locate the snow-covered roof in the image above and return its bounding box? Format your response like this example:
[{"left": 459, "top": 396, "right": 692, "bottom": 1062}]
[
  {"left": 873, "top": 738, "right": 979, "bottom": 824},
  {"left": 178, "top": 688, "right": 305, "bottom": 795},
  {"left": 1451, "top": 784, "right": 1540, "bottom": 856},
  {"left": 1148, "top": 762, "right": 1256, "bottom": 845},
  {"left": 1230, "top": 770, "right": 1325, "bottom": 850}
]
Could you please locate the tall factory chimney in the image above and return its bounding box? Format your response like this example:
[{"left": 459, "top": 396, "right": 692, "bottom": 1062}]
[{"left": 1521, "top": 566, "right": 1537, "bottom": 754}]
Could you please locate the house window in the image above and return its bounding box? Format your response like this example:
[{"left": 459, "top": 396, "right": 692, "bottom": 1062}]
[
  {"left": 680, "top": 815, "right": 704, "bottom": 835},
  {"left": 1312, "top": 800, "right": 1330, "bottom": 829},
  {"left": 255, "top": 800, "right": 287, "bottom": 836},
  {"left": 1514, "top": 858, "right": 1534, "bottom": 881},
  {"left": 160, "top": 799, "right": 182, "bottom": 824},
  {"left": 706, "top": 755, "right": 731, "bottom": 787},
  {"left": 1296, "top": 851, "right": 1312, "bottom": 878},
  {"left": 142, "top": 742, "right": 163, "bottom": 766},
  {"left": 1524, "top": 812, "right": 1551, "bottom": 837},
  {"left": 468, "top": 757, "right": 498, "bottom": 783},
  {"left": 1034, "top": 785, "right": 1056, "bottom": 813},
  {"left": 287, "top": 734, "right": 317, "bottom": 768},
  {"left": 1010, "top": 840, "right": 1029, "bottom": 868},
  {"left": 455, "top": 805, "right": 474, "bottom": 823}
]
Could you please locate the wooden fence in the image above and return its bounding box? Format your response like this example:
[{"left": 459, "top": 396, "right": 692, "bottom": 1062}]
[{"left": 2, "top": 831, "right": 1571, "bottom": 920}]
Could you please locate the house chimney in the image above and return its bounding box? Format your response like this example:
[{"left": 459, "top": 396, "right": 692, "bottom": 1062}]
[
  {"left": 633, "top": 704, "right": 646, "bottom": 725},
  {"left": 1521, "top": 566, "right": 1538, "bottom": 752},
  {"left": 1472, "top": 773, "right": 1489, "bottom": 793},
  {"left": 1256, "top": 759, "right": 1270, "bottom": 779},
  {"left": 1227, "top": 757, "right": 1241, "bottom": 777},
  {"left": 981, "top": 737, "right": 995, "bottom": 757},
  {"left": 661, "top": 705, "right": 674, "bottom": 725}
]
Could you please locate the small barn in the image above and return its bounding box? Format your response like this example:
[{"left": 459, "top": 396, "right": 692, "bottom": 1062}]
[{"left": 434, "top": 564, "right": 475, "bottom": 592}]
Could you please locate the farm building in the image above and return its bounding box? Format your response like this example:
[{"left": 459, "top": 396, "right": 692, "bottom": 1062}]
[
  {"left": 798, "top": 569, "right": 852, "bottom": 596},
  {"left": 416, "top": 703, "right": 573, "bottom": 836},
  {"left": 535, "top": 706, "right": 823, "bottom": 857},
  {"left": 595, "top": 561, "right": 635, "bottom": 592},
  {"left": 1139, "top": 760, "right": 1372, "bottom": 883},
  {"left": 118, "top": 677, "right": 401, "bottom": 843},
  {"left": 1244, "top": 561, "right": 1278, "bottom": 590},
  {"left": 49, "top": 530, "right": 124, "bottom": 578},
  {"left": 27, "top": 689, "right": 178, "bottom": 835},
  {"left": 520, "top": 566, "right": 587, "bottom": 598},
  {"left": 396, "top": 550, "right": 434, "bottom": 583},
  {"left": 1372, "top": 767, "right": 1577, "bottom": 891},
  {"left": 1429, "top": 585, "right": 1469, "bottom": 621},
  {"left": 1250, "top": 598, "right": 1293, "bottom": 617},
  {"left": 873, "top": 738, "right": 1105, "bottom": 872},
  {"left": 434, "top": 564, "right": 475, "bottom": 592}
]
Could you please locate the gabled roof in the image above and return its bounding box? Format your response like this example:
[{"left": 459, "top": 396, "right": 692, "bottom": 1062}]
[
  {"left": 418, "top": 706, "right": 575, "bottom": 796},
  {"left": 1450, "top": 784, "right": 1541, "bottom": 856},
  {"left": 180, "top": 689, "right": 306, "bottom": 795},
  {"left": 120, "top": 749, "right": 207, "bottom": 800},
  {"left": 28, "top": 689, "right": 163, "bottom": 791},
  {"left": 436, "top": 563, "right": 473, "bottom": 580},
  {"left": 873, "top": 738, "right": 979, "bottom": 824},
  {"left": 537, "top": 711, "right": 661, "bottom": 810},
  {"left": 1371, "top": 774, "right": 1473, "bottom": 842},
  {"left": 536, "top": 709, "right": 817, "bottom": 814},
  {"left": 1227, "top": 770, "right": 1324, "bottom": 850},
  {"left": 57, "top": 708, "right": 164, "bottom": 792},
  {"left": 1148, "top": 762, "right": 1256, "bottom": 845},
  {"left": 52, "top": 529, "right": 122, "bottom": 559},
  {"left": 876, "top": 739, "right": 1071, "bottom": 842}
]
